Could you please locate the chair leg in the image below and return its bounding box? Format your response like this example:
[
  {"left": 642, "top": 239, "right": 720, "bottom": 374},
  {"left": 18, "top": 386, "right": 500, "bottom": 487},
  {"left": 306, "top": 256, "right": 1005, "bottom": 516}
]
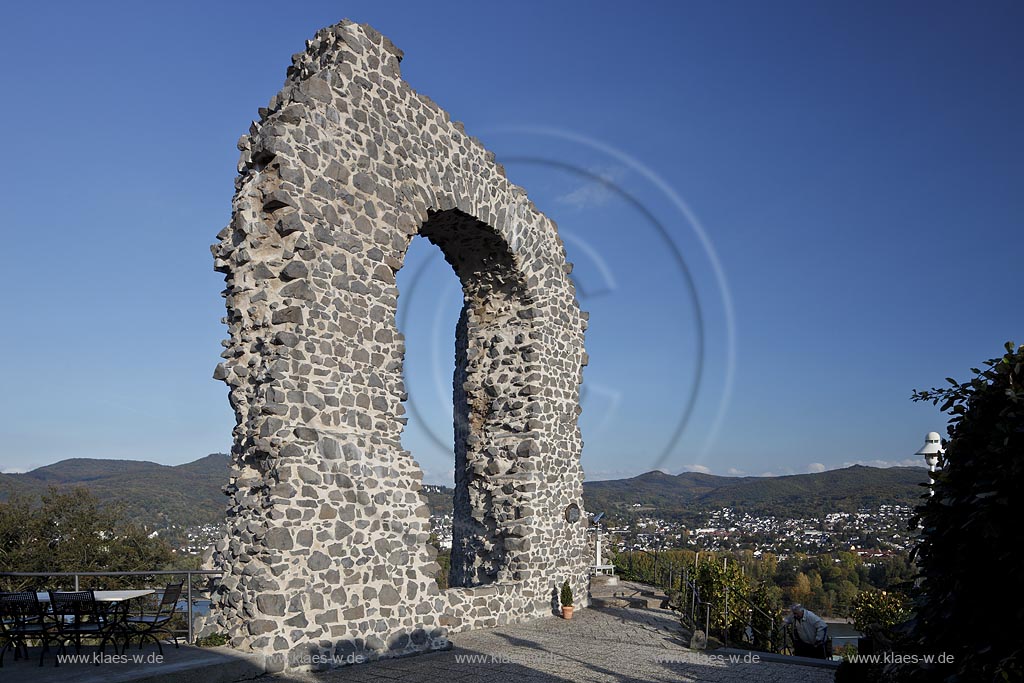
[
  {"left": 38, "top": 635, "right": 51, "bottom": 667},
  {"left": 98, "top": 633, "right": 113, "bottom": 666},
  {"left": 156, "top": 626, "right": 178, "bottom": 649}
]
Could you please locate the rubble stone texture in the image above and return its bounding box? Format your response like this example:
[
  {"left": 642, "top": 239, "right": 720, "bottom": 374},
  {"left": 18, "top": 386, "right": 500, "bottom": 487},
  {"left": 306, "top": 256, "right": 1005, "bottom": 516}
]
[{"left": 204, "top": 20, "right": 589, "bottom": 672}]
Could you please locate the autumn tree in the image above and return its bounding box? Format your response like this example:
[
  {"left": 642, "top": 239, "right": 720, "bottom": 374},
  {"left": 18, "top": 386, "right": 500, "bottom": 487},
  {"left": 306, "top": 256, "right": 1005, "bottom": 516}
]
[{"left": 789, "top": 571, "right": 812, "bottom": 606}]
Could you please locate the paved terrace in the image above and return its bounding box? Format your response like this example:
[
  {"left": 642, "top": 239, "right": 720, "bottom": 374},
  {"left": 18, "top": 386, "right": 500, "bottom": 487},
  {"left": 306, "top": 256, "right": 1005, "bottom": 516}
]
[{"left": 6, "top": 604, "right": 835, "bottom": 683}]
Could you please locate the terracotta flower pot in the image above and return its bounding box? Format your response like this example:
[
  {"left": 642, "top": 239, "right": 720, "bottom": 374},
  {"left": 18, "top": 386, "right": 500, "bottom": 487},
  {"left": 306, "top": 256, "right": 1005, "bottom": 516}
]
[{"left": 562, "top": 606, "right": 574, "bottom": 620}]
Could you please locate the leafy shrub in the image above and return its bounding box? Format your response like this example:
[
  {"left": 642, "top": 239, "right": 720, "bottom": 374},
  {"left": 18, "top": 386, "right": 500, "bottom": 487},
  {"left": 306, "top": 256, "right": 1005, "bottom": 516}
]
[
  {"left": 906, "top": 342, "right": 1024, "bottom": 682},
  {"left": 683, "top": 556, "right": 784, "bottom": 650},
  {"left": 196, "top": 632, "right": 229, "bottom": 647},
  {"left": 836, "top": 643, "right": 859, "bottom": 661},
  {"left": 851, "top": 589, "right": 911, "bottom": 632}
]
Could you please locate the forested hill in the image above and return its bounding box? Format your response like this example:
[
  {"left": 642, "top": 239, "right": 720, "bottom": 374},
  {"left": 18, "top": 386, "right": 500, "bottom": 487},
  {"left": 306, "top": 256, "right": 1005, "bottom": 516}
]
[
  {"left": 0, "top": 454, "right": 229, "bottom": 529},
  {"left": 0, "top": 455, "right": 927, "bottom": 529}
]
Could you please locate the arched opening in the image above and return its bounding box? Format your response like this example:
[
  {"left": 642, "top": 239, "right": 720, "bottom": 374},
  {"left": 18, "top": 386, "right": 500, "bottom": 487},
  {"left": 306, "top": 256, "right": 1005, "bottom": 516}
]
[
  {"left": 398, "top": 208, "right": 533, "bottom": 588},
  {"left": 394, "top": 230, "right": 461, "bottom": 589}
]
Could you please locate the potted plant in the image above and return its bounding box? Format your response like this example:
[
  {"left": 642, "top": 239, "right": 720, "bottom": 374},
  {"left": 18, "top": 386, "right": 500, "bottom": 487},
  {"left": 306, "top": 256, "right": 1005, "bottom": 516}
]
[{"left": 560, "top": 579, "right": 574, "bottom": 619}]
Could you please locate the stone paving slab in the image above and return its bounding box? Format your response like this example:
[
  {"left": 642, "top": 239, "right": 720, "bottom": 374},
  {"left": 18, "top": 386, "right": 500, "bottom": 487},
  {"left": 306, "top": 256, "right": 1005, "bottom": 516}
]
[
  {"left": 277, "top": 606, "right": 835, "bottom": 683},
  {"left": 0, "top": 643, "right": 264, "bottom": 683}
]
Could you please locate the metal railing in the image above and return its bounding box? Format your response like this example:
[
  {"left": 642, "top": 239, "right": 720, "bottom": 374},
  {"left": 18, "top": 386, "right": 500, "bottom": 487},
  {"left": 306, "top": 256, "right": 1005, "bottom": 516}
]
[
  {"left": 613, "top": 551, "right": 788, "bottom": 653},
  {"left": 671, "top": 563, "right": 786, "bottom": 652},
  {"left": 614, "top": 549, "right": 715, "bottom": 642},
  {"left": 676, "top": 572, "right": 712, "bottom": 641},
  {"left": 0, "top": 570, "right": 223, "bottom": 643},
  {"left": 720, "top": 580, "right": 783, "bottom": 651}
]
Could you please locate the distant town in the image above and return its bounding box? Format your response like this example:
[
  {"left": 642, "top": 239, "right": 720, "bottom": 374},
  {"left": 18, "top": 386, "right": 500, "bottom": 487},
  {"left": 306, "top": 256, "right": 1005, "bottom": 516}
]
[
  {"left": 173, "top": 501, "right": 915, "bottom": 560},
  {"left": 174, "top": 491, "right": 913, "bottom": 561},
  {"left": 608, "top": 504, "right": 914, "bottom": 557},
  {"left": 421, "top": 504, "right": 914, "bottom": 558}
]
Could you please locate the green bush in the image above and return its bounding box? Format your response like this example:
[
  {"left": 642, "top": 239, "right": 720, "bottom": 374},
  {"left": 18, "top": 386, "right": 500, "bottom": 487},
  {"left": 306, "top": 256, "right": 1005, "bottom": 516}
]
[
  {"left": 836, "top": 643, "right": 859, "bottom": 661},
  {"left": 906, "top": 342, "right": 1024, "bottom": 682},
  {"left": 196, "top": 632, "right": 229, "bottom": 647},
  {"left": 850, "top": 589, "right": 911, "bottom": 633}
]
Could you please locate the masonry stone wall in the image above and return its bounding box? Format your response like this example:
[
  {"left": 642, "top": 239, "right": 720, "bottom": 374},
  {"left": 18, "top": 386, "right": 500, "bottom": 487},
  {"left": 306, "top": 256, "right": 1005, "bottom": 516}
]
[{"left": 204, "top": 20, "right": 589, "bottom": 672}]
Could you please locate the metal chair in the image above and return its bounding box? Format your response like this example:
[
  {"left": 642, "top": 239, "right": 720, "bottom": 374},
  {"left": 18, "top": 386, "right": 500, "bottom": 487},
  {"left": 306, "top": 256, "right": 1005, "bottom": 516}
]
[
  {"left": 47, "top": 590, "right": 118, "bottom": 666},
  {"left": 124, "top": 583, "right": 182, "bottom": 655},
  {"left": 0, "top": 591, "right": 53, "bottom": 667}
]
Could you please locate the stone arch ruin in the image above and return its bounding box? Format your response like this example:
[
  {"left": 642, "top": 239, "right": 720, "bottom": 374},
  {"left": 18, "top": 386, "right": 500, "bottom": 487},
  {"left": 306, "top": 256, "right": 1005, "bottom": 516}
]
[{"left": 205, "top": 20, "right": 588, "bottom": 670}]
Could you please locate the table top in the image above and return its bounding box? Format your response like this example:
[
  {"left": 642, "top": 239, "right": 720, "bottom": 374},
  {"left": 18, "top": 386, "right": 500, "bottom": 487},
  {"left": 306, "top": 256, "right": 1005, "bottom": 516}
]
[{"left": 36, "top": 589, "right": 155, "bottom": 602}]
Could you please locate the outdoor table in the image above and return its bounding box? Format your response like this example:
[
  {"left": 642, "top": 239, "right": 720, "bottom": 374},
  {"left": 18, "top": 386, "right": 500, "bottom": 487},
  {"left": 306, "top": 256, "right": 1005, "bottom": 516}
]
[
  {"left": 36, "top": 590, "right": 155, "bottom": 604},
  {"left": 37, "top": 589, "right": 156, "bottom": 647}
]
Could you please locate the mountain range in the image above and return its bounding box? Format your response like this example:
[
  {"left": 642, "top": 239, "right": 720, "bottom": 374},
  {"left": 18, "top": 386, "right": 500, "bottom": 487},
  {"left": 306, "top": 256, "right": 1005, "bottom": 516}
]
[
  {"left": 583, "top": 466, "right": 928, "bottom": 522},
  {"left": 0, "top": 454, "right": 929, "bottom": 530}
]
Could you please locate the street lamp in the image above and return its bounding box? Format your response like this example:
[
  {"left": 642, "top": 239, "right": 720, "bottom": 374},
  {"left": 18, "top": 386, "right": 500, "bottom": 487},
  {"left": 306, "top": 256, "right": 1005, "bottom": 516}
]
[{"left": 915, "top": 431, "right": 944, "bottom": 495}]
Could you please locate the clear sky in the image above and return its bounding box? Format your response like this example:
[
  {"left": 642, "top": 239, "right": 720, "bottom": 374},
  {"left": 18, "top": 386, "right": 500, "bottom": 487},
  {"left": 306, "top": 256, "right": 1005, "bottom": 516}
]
[{"left": 1, "top": 1, "right": 1020, "bottom": 483}]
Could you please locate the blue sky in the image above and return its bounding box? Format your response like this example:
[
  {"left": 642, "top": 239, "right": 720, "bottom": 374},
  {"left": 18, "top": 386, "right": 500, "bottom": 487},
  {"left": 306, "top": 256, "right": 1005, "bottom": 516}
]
[{"left": 1, "top": 1, "right": 1020, "bottom": 483}]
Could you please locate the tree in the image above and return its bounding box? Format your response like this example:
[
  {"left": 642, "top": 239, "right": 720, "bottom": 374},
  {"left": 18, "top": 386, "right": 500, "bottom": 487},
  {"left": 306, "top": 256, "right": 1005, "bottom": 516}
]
[
  {"left": 774, "top": 557, "right": 799, "bottom": 587},
  {"left": 905, "top": 342, "right": 1024, "bottom": 682},
  {"left": 691, "top": 556, "right": 785, "bottom": 651},
  {"left": 835, "top": 551, "right": 862, "bottom": 587},
  {"left": 428, "top": 533, "right": 450, "bottom": 590},
  {"left": 0, "top": 487, "right": 173, "bottom": 591},
  {"left": 789, "top": 572, "right": 812, "bottom": 607},
  {"left": 835, "top": 580, "right": 859, "bottom": 613}
]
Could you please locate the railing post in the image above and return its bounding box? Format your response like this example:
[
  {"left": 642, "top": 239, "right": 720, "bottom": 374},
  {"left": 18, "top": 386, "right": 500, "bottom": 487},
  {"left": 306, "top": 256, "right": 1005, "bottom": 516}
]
[
  {"left": 724, "top": 584, "right": 729, "bottom": 646},
  {"left": 187, "top": 571, "right": 194, "bottom": 644},
  {"left": 722, "top": 556, "right": 729, "bottom": 646},
  {"left": 74, "top": 574, "right": 79, "bottom": 591},
  {"left": 684, "top": 569, "right": 692, "bottom": 618}
]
